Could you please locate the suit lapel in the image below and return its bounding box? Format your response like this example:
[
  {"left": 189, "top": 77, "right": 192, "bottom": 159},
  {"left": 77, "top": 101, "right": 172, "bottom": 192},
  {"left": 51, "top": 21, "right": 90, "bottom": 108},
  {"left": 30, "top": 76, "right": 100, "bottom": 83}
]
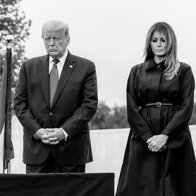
[
  {"left": 38, "top": 55, "right": 50, "bottom": 108},
  {"left": 51, "top": 53, "right": 76, "bottom": 108}
]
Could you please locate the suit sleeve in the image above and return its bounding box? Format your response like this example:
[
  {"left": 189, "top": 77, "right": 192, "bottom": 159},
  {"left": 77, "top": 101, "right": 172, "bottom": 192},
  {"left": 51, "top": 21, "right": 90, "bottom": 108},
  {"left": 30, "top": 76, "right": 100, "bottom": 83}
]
[
  {"left": 127, "top": 66, "right": 153, "bottom": 141},
  {"left": 61, "top": 61, "right": 98, "bottom": 137},
  {"left": 162, "top": 66, "right": 195, "bottom": 135},
  {"left": 14, "top": 63, "right": 41, "bottom": 135}
]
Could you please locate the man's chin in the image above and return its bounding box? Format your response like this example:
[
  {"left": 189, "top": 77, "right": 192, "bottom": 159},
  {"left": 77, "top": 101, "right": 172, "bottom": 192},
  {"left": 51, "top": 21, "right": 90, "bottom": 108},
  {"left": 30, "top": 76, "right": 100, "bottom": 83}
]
[{"left": 48, "top": 52, "right": 59, "bottom": 58}]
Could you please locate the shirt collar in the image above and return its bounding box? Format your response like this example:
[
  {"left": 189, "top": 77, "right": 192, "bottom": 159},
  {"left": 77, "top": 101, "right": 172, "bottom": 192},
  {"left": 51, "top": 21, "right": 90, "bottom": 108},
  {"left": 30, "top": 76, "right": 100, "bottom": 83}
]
[
  {"left": 49, "top": 49, "right": 68, "bottom": 65},
  {"left": 145, "top": 59, "right": 166, "bottom": 71}
]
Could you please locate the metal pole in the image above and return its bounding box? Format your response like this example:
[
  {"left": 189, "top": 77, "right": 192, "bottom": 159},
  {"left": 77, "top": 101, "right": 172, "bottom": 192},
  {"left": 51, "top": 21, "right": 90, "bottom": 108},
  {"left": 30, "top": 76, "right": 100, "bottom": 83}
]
[{"left": 3, "top": 36, "right": 14, "bottom": 174}]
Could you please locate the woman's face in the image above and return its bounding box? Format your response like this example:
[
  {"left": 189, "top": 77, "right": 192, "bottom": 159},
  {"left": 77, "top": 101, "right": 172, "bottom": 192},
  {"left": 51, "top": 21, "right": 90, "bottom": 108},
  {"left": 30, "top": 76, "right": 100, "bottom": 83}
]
[{"left": 151, "top": 31, "right": 167, "bottom": 57}]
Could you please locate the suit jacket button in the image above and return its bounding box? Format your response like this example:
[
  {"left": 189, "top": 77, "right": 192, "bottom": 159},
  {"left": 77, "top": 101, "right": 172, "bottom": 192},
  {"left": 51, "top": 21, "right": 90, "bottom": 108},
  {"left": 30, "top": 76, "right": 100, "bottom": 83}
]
[{"left": 49, "top": 112, "right": 53, "bottom": 116}]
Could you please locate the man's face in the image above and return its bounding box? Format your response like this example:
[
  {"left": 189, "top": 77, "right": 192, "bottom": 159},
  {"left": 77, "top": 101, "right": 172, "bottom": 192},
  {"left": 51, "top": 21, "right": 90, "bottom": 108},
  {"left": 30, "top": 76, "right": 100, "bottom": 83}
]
[{"left": 42, "top": 27, "right": 69, "bottom": 59}]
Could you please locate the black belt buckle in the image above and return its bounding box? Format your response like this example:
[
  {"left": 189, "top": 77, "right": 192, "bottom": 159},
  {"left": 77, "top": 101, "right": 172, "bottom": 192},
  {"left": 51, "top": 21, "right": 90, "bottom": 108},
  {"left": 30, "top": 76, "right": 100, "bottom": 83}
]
[{"left": 155, "top": 102, "right": 161, "bottom": 107}]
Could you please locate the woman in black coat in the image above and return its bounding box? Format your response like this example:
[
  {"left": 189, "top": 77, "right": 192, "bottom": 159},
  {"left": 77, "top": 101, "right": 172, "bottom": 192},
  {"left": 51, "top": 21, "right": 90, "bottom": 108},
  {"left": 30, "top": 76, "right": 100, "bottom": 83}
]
[{"left": 116, "top": 22, "right": 196, "bottom": 196}]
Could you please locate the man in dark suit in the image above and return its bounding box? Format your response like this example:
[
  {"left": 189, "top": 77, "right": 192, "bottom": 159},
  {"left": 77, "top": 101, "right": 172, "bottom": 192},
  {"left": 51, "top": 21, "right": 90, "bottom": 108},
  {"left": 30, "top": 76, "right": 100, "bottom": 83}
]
[{"left": 14, "top": 20, "right": 98, "bottom": 173}]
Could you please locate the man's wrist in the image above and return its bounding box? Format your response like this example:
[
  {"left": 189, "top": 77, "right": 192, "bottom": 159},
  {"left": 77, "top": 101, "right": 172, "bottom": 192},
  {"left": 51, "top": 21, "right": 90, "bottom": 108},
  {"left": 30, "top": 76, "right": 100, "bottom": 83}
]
[
  {"left": 60, "top": 128, "right": 69, "bottom": 141},
  {"left": 34, "top": 128, "right": 43, "bottom": 140},
  {"left": 34, "top": 134, "right": 39, "bottom": 139}
]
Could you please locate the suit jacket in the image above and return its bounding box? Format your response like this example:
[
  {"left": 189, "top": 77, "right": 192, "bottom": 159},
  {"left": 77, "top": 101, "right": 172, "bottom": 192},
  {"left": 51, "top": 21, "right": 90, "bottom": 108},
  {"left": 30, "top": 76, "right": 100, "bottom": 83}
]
[{"left": 14, "top": 52, "right": 98, "bottom": 165}]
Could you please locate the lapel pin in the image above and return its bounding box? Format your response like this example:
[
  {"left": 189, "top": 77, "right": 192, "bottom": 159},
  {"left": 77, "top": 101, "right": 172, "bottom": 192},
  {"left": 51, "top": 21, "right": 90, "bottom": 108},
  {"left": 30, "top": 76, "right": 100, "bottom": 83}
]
[{"left": 69, "top": 65, "right": 73, "bottom": 69}]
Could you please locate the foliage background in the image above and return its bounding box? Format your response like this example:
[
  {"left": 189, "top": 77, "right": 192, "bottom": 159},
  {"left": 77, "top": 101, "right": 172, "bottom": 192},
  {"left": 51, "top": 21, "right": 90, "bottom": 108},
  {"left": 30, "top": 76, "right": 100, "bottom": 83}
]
[{"left": 0, "top": 0, "right": 31, "bottom": 89}]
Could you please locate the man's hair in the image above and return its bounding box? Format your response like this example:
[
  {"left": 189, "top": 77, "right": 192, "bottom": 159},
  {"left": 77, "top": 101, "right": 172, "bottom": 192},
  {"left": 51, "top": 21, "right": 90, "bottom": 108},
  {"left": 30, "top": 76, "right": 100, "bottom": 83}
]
[
  {"left": 41, "top": 20, "right": 70, "bottom": 38},
  {"left": 144, "top": 22, "right": 180, "bottom": 80}
]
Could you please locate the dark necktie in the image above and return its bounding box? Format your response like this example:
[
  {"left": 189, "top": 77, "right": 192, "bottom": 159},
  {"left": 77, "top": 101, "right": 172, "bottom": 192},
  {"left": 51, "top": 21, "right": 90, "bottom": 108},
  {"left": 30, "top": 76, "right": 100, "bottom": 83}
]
[{"left": 50, "top": 59, "right": 60, "bottom": 106}]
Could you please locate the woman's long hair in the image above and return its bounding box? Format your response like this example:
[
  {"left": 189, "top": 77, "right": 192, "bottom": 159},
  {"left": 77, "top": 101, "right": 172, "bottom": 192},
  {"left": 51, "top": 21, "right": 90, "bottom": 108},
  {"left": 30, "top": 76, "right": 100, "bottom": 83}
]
[{"left": 144, "top": 22, "right": 180, "bottom": 80}]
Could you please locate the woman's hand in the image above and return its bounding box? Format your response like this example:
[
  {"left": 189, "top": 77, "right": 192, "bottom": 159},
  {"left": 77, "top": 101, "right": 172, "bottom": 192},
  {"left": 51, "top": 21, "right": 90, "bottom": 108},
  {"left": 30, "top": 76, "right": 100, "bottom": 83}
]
[{"left": 147, "top": 134, "right": 168, "bottom": 152}]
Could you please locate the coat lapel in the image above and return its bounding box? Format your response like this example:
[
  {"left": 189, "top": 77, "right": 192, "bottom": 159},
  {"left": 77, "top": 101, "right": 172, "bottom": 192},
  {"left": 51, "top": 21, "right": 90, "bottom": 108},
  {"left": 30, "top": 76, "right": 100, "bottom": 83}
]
[
  {"left": 51, "top": 53, "right": 76, "bottom": 108},
  {"left": 38, "top": 55, "right": 50, "bottom": 108}
]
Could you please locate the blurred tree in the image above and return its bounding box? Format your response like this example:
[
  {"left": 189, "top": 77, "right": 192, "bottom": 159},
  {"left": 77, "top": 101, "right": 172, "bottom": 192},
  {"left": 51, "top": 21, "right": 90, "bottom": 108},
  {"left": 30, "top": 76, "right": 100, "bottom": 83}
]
[
  {"left": 0, "top": 0, "right": 31, "bottom": 88},
  {"left": 110, "top": 105, "right": 129, "bottom": 128},
  {"left": 90, "top": 101, "right": 129, "bottom": 130},
  {"left": 90, "top": 101, "right": 111, "bottom": 129}
]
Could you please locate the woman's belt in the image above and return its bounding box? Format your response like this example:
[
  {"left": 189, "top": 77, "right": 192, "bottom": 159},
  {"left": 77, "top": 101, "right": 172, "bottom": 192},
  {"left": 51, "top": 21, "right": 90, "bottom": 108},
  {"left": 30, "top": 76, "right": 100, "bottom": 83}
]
[{"left": 143, "top": 102, "right": 173, "bottom": 108}]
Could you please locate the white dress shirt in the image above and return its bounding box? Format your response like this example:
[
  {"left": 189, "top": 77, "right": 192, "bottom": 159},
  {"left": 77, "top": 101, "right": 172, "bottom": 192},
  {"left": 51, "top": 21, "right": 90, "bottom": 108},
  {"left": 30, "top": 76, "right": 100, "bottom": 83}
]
[
  {"left": 49, "top": 49, "right": 68, "bottom": 77},
  {"left": 49, "top": 49, "right": 69, "bottom": 141}
]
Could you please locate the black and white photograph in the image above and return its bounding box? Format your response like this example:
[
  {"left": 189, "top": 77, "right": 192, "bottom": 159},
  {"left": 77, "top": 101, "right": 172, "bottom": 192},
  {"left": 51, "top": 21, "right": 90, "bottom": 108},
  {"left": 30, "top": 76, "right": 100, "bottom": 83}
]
[{"left": 0, "top": 0, "right": 196, "bottom": 195}]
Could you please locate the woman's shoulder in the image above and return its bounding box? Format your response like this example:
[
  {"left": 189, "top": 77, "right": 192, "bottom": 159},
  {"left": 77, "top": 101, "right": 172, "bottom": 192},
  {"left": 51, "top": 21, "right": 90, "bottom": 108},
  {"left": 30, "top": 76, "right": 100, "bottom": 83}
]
[
  {"left": 131, "top": 62, "right": 145, "bottom": 71},
  {"left": 179, "top": 61, "right": 191, "bottom": 68},
  {"left": 179, "top": 62, "right": 192, "bottom": 72},
  {"left": 178, "top": 62, "right": 194, "bottom": 79},
  {"left": 131, "top": 60, "right": 153, "bottom": 73}
]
